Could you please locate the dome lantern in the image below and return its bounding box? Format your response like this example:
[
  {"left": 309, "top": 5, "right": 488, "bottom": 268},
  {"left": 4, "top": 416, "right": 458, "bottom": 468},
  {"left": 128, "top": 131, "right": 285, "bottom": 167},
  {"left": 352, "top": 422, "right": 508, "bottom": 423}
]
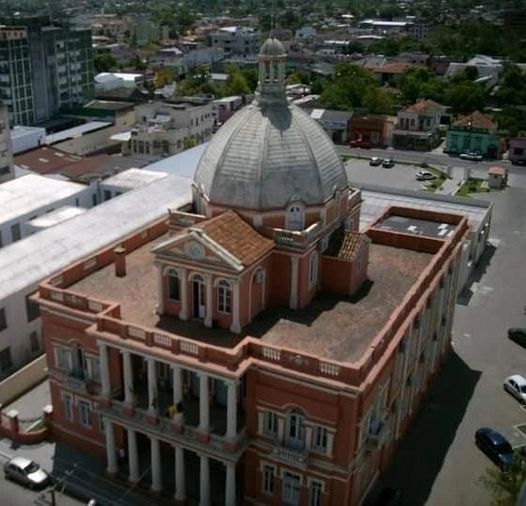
[{"left": 257, "top": 38, "right": 287, "bottom": 106}]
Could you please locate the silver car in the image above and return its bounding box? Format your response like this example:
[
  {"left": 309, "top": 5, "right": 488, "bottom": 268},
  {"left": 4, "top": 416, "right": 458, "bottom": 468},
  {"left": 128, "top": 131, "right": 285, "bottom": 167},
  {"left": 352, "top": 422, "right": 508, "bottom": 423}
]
[
  {"left": 503, "top": 374, "right": 526, "bottom": 404},
  {"left": 3, "top": 456, "right": 50, "bottom": 489}
]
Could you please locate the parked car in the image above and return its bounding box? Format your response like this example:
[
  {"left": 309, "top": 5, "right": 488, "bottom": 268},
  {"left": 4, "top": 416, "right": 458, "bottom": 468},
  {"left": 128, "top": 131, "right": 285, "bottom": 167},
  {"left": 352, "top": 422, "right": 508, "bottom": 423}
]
[
  {"left": 3, "top": 457, "right": 50, "bottom": 489},
  {"left": 349, "top": 138, "right": 371, "bottom": 148},
  {"left": 475, "top": 428, "right": 514, "bottom": 469},
  {"left": 382, "top": 158, "right": 395, "bottom": 168},
  {"left": 504, "top": 375, "right": 526, "bottom": 404},
  {"left": 416, "top": 170, "right": 437, "bottom": 181},
  {"left": 369, "top": 157, "right": 383, "bottom": 166},
  {"left": 460, "top": 151, "right": 483, "bottom": 161},
  {"left": 508, "top": 328, "right": 526, "bottom": 348}
]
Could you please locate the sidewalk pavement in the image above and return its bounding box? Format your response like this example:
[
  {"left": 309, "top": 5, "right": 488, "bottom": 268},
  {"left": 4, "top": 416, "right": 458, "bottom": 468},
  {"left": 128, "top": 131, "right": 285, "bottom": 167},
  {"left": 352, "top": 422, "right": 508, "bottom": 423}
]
[{"left": 436, "top": 167, "right": 463, "bottom": 196}]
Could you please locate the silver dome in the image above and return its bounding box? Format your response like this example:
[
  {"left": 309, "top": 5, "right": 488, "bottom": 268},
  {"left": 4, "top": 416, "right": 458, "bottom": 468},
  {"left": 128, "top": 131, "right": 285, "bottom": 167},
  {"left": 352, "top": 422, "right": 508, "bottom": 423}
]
[
  {"left": 259, "top": 38, "right": 286, "bottom": 57},
  {"left": 193, "top": 102, "right": 348, "bottom": 211}
]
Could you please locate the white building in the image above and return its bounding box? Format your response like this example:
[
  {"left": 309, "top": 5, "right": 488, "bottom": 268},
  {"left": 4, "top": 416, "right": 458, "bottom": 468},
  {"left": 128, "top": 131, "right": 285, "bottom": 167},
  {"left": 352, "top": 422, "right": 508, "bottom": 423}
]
[
  {"left": 10, "top": 126, "right": 46, "bottom": 155},
  {"left": 121, "top": 101, "right": 215, "bottom": 159},
  {"left": 207, "top": 26, "right": 260, "bottom": 56},
  {"left": 0, "top": 106, "right": 14, "bottom": 183},
  {"left": 0, "top": 174, "right": 95, "bottom": 247},
  {"left": 99, "top": 168, "right": 168, "bottom": 201},
  {"left": 0, "top": 172, "right": 192, "bottom": 379}
]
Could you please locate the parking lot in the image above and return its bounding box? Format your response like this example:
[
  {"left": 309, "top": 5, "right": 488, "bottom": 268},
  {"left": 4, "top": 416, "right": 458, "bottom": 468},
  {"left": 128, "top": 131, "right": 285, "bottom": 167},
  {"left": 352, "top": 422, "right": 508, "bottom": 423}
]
[{"left": 344, "top": 157, "right": 439, "bottom": 192}]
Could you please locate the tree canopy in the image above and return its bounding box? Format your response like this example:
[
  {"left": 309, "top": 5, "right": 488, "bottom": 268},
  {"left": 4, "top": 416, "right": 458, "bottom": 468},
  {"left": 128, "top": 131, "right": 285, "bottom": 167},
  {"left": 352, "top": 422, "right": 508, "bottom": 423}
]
[{"left": 479, "top": 452, "right": 526, "bottom": 506}]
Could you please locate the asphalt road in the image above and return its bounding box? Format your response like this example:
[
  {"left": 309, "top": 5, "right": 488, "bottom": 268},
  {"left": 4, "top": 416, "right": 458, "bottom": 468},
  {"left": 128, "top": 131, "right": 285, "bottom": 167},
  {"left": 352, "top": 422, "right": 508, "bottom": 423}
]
[{"left": 375, "top": 183, "right": 526, "bottom": 505}]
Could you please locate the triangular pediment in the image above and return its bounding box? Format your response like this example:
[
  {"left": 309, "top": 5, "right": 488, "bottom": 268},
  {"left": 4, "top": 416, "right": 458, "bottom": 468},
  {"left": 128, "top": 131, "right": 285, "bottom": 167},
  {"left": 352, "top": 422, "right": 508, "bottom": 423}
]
[{"left": 153, "top": 229, "right": 244, "bottom": 272}]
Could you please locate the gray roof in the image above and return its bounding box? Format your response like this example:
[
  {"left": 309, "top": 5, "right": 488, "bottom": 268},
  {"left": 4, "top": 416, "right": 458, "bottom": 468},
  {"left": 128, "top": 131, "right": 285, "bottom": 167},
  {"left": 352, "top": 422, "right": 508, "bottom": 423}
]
[
  {"left": 194, "top": 102, "right": 348, "bottom": 210},
  {"left": 260, "top": 38, "right": 286, "bottom": 56},
  {"left": 0, "top": 175, "right": 192, "bottom": 301}
]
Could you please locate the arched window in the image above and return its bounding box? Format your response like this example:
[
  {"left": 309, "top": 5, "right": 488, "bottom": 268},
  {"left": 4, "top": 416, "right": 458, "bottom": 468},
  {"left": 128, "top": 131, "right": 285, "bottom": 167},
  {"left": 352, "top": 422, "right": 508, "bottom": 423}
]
[
  {"left": 287, "top": 409, "right": 305, "bottom": 450},
  {"left": 309, "top": 252, "right": 319, "bottom": 289},
  {"left": 217, "top": 280, "right": 232, "bottom": 314},
  {"left": 167, "top": 269, "right": 180, "bottom": 301},
  {"left": 287, "top": 204, "right": 304, "bottom": 231}
]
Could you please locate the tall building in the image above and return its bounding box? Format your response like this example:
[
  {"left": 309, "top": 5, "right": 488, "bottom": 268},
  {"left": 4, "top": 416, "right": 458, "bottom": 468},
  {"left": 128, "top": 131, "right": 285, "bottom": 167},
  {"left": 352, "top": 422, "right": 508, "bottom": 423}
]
[
  {"left": 207, "top": 26, "right": 260, "bottom": 57},
  {"left": 0, "top": 15, "right": 94, "bottom": 125},
  {"left": 36, "top": 39, "right": 469, "bottom": 505},
  {"left": 0, "top": 104, "right": 14, "bottom": 182}
]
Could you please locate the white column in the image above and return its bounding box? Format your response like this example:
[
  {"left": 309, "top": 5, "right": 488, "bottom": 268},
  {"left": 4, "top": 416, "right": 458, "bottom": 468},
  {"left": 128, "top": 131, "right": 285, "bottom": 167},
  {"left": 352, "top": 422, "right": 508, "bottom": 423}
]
[
  {"left": 198, "top": 373, "right": 209, "bottom": 433},
  {"left": 150, "top": 436, "right": 162, "bottom": 492},
  {"left": 289, "top": 256, "right": 299, "bottom": 309},
  {"left": 305, "top": 426, "right": 313, "bottom": 451},
  {"left": 99, "top": 342, "right": 111, "bottom": 399},
  {"left": 179, "top": 268, "right": 188, "bottom": 321},
  {"left": 147, "top": 357, "right": 158, "bottom": 416},
  {"left": 123, "top": 350, "right": 134, "bottom": 406},
  {"left": 225, "top": 462, "right": 236, "bottom": 505},
  {"left": 175, "top": 446, "right": 186, "bottom": 501},
  {"left": 156, "top": 264, "right": 164, "bottom": 314},
  {"left": 127, "top": 428, "right": 139, "bottom": 482},
  {"left": 277, "top": 417, "right": 285, "bottom": 444},
  {"left": 200, "top": 454, "right": 210, "bottom": 506},
  {"left": 226, "top": 381, "right": 237, "bottom": 440},
  {"left": 204, "top": 274, "right": 213, "bottom": 328},
  {"left": 230, "top": 281, "right": 241, "bottom": 334},
  {"left": 105, "top": 419, "right": 118, "bottom": 474},
  {"left": 173, "top": 365, "right": 183, "bottom": 405}
]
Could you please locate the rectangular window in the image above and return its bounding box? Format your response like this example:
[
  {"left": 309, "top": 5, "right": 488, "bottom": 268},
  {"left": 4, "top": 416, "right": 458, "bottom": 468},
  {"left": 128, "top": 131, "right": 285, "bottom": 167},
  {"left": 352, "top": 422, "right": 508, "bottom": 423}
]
[
  {"left": 86, "top": 357, "right": 100, "bottom": 382},
  {"left": 55, "top": 346, "right": 72, "bottom": 371},
  {"left": 78, "top": 400, "right": 92, "bottom": 428},
  {"left": 0, "top": 347, "right": 12, "bottom": 372},
  {"left": 217, "top": 282, "right": 232, "bottom": 313},
  {"left": 168, "top": 273, "right": 180, "bottom": 301},
  {"left": 313, "top": 426, "right": 328, "bottom": 452},
  {"left": 99, "top": 412, "right": 105, "bottom": 433},
  {"left": 0, "top": 307, "right": 6, "bottom": 331},
  {"left": 25, "top": 294, "right": 40, "bottom": 322},
  {"left": 262, "top": 465, "right": 274, "bottom": 495},
  {"left": 63, "top": 394, "right": 73, "bottom": 421},
  {"left": 282, "top": 472, "right": 301, "bottom": 505},
  {"left": 309, "top": 480, "right": 323, "bottom": 506},
  {"left": 29, "top": 331, "right": 39, "bottom": 353},
  {"left": 264, "top": 411, "right": 277, "bottom": 435}
]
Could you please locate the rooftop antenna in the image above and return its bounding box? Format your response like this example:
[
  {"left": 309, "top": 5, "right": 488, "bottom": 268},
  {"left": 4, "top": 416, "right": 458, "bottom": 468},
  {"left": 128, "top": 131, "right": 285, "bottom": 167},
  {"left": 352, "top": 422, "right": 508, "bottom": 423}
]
[{"left": 270, "top": 0, "right": 276, "bottom": 38}]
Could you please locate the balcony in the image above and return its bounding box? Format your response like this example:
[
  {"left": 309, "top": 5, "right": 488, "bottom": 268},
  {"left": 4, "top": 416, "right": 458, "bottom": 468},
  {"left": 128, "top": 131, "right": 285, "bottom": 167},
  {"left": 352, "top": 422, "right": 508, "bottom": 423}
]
[{"left": 271, "top": 444, "right": 309, "bottom": 468}]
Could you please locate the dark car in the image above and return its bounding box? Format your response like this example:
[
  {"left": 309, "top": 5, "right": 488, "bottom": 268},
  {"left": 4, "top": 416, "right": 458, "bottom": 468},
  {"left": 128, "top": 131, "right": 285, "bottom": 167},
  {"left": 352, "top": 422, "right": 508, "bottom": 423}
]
[
  {"left": 508, "top": 328, "right": 526, "bottom": 348},
  {"left": 364, "top": 487, "right": 403, "bottom": 506},
  {"left": 475, "top": 428, "right": 514, "bottom": 469},
  {"left": 382, "top": 158, "right": 395, "bottom": 168}
]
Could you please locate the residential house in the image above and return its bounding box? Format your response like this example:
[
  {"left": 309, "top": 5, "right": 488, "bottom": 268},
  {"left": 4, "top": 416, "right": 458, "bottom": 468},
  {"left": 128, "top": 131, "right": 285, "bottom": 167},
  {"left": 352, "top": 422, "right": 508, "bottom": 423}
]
[
  {"left": 371, "top": 63, "right": 418, "bottom": 86},
  {"left": 445, "top": 111, "right": 499, "bottom": 158},
  {"left": 304, "top": 108, "right": 353, "bottom": 144},
  {"left": 508, "top": 138, "right": 526, "bottom": 165},
  {"left": 393, "top": 99, "right": 449, "bottom": 151}
]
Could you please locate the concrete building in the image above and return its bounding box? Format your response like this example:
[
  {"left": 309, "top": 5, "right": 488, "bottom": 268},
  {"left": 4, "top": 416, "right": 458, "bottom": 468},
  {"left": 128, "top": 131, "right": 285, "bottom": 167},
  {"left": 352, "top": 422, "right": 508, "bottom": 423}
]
[
  {"left": 207, "top": 26, "right": 260, "bottom": 57},
  {"left": 25, "top": 206, "right": 87, "bottom": 234},
  {"left": 304, "top": 108, "right": 353, "bottom": 144},
  {"left": 0, "top": 15, "right": 94, "bottom": 125},
  {"left": 35, "top": 39, "right": 470, "bottom": 506},
  {"left": 212, "top": 96, "right": 244, "bottom": 124},
  {"left": 508, "top": 137, "right": 526, "bottom": 165},
  {"left": 349, "top": 115, "right": 396, "bottom": 147},
  {"left": 10, "top": 125, "right": 46, "bottom": 154},
  {"left": 122, "top": 101, "right": 214, "bottom": 159},
  {"left": 99, "top": 168, "right": 168, "bottom": 201},
  {"left": 0, "top": 174, "right": 95, "bottom": 247},
  {"left": 0, "top": 105, "right": 14, "bottom": 183},
  {"left": 445, "top": 111, "right": 499, "bottom": 158}
]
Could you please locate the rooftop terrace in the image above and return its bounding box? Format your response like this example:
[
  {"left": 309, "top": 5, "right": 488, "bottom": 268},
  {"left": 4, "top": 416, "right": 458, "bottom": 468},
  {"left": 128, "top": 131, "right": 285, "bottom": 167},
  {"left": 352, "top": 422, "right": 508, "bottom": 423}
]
[{"left": 69, "top": 235, "right": 432, "bottom": 363}]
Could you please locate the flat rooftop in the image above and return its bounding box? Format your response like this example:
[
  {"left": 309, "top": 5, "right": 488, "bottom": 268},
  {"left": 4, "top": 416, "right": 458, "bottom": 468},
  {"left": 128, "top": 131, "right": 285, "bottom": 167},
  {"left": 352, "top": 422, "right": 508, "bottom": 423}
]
[
  {"left": 69, "top": 237, "right": 432, "bottom": 363},
  {"left": 0, "top": 174, "right": 86, "bottom": 223},
  {"left": 101, "top": 168, "right": 168, "bottom": 190},
  {"left": 376, "top": 215, "right": 455, "bottom": 239}
]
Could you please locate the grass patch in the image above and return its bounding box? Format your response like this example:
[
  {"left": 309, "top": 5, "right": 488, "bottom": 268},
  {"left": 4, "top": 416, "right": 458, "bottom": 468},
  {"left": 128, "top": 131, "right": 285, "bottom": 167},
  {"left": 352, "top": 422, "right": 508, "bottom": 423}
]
[{"left": 456, "top": 177, "right": 490, "bottom": 197}]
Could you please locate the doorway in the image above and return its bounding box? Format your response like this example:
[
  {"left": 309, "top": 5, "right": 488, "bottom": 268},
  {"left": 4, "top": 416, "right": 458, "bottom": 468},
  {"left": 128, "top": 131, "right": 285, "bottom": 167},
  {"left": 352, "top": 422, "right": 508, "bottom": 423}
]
[{"left": 192, "top": 274, "right": 206, "bottom": 319}]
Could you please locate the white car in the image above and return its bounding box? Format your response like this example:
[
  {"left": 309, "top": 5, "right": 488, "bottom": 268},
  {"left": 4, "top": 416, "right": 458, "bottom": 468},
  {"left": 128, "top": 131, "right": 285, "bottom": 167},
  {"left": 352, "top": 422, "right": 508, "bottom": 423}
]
[
  {"left": 4, "top": 456, "right": 50, "bottom": 489},
  {"left": 503, "top": 374, "right": 526, "bottom": 404},
  {"left": 416, "top": 170, "right": 437, "bottom": 181}
]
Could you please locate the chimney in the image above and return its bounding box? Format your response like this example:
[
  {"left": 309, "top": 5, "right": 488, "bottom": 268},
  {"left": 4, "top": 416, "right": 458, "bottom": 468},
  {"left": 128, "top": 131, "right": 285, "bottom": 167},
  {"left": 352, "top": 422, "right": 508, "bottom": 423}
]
[{"left": 114, "top": 246, "right": 126, "bottom": 277}]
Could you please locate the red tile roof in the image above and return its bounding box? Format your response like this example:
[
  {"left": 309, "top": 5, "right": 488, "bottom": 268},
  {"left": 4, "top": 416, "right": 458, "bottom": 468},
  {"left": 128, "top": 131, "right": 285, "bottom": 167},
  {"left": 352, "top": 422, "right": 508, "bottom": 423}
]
[
  {"left": 404, "top": 99, "right": 445, "bottom": 114},
  {"left": 372, "top": 63, "right": 417, "bottom": 75},
  {"left": 488, "top": 166, "right": 506, "bottom": 176},
  {"left": 195, "top": 211, "right": 274, "bottom": 266},
  {"left": 454, "top": 111, "right": 496, "bottom": 131},
  {"left": 325, "top": 230, "right": 370, "bottom": 261}
]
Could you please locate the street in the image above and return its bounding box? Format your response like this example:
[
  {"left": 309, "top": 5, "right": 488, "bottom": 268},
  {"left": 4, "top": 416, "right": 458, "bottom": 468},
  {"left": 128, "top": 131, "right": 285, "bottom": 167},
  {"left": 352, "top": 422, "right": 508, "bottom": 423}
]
[{"left": 374, "top": 179, "right": 526, "bottom": 504}]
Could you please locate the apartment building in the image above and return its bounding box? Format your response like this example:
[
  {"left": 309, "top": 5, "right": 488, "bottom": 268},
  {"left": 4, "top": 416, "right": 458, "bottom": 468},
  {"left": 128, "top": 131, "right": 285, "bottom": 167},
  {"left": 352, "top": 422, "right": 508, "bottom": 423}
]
[{"left": 0, "top": 105, "right": 14, "bottom": 182}]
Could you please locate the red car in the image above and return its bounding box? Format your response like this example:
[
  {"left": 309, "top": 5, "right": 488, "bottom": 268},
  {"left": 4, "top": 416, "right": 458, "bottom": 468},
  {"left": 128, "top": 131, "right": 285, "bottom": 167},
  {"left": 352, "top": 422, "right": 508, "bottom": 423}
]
[{"left": 349, "top": 138, "right": 371, "bottom": 149}]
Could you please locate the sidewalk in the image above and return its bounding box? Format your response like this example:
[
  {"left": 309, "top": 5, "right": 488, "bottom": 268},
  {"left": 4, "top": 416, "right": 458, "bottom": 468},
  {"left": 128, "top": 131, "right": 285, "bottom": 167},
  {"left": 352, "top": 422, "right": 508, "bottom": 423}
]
[{"left": 436, "top": 167, "right": 463, "bottom": 196}]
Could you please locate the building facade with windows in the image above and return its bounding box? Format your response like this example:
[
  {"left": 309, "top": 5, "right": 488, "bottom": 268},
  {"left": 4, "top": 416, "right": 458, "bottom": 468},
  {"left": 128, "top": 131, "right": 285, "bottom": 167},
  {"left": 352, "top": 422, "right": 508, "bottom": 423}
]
[
  {"left": 207, "top": 26, "right": 260, "bottom": 57},
  {"left": 0, "top": 105, "right": 14, "bottom": 182},
  {"left": 35, "top": 39, "right": 469, "bottom": 506},
  {"left": 0, "top": 15, "right": 94, "bottom": 125}
]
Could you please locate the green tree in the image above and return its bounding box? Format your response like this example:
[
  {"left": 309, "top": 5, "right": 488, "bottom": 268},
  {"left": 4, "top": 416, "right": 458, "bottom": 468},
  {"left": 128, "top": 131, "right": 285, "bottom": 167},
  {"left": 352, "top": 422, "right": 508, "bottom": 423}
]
[
  {"left": 223, "top": 64, "right": 251, "bottom": 96},
  {"left": 94, "top": 53, "right": 117, "bottom": 73},
  {"left": 496, "top": 107, "right": 526, "bottom": 137},
  {"left": 241, "top": 68, "right": 259, "bottom": 92},
  {"left": 444, "top": 81, "right": 486, "bottom": 115},
  {"left": 155, "top": 67, "right": 176, "bottom": 88},
  {"left": 400, "top": 68, "right": 445, "bottom": 104},
  {"left": 479, "top": 453, "right": 526, "bottom": 506},
  {"left": 176, "top": 8, "right": 196, "bottom": 35},
  {"left": 184, "top": 136, "right": 197, "bottom": 149},
  {"left": 287, "top": 70, "right": 309, "bottom": 85}
]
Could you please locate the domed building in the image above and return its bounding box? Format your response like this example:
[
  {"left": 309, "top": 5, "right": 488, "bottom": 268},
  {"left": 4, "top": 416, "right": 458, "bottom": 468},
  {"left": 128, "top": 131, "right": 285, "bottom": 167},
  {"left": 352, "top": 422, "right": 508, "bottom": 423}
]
[{"left": 154, "top": 38, "right": 369, "bottom": 333}]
